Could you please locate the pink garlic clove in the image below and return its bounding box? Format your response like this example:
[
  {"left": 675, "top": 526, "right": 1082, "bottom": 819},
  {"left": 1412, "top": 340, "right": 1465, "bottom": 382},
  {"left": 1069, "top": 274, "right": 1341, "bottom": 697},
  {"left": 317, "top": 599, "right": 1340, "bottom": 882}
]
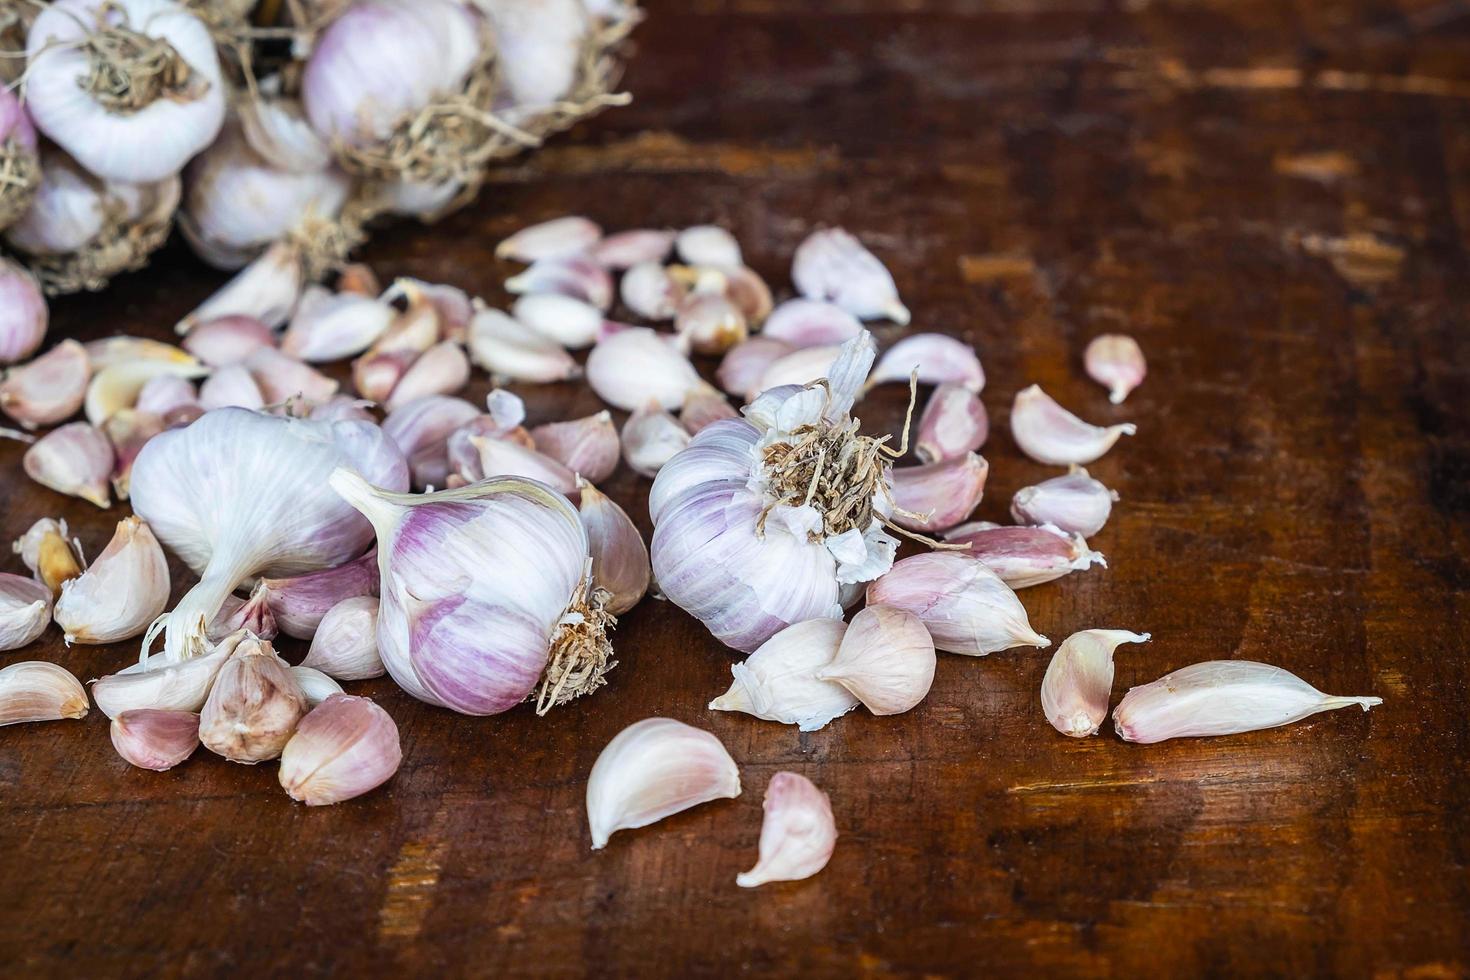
[
  {"left": 0, "top": 258, "right": 48, "bottom": 365},
  {"left": 1010, "top": 466, "right": 1118, "bottom": 538},
  {"left": 506, "top": 255, "right": 614, "bottom": 311},
  {"left": 674, "top": 264, "right": 773, "bottom": 325},
  {"left": 0, "top": 338, "right": 90, "bottom": 429},
  {"left": 815, "top": 604, "right": 935, "bottom": 716},
  {"left": 1084, "top": 333, "right": 1147, "bottom": 404},
  {"left": 0, "top": 573, "right": 52, "bottom": 653},
  {"left": 675, "top": 225, "right": 742, "bottom": 267},
  {"left": 531, "top": 411, "right": 620, "bottom": 484},
  {"left": 619, "top": 261, "right": 686, "bottom": 321},
  {"left": 471, "top": 435, "right": 580, "bottom": 494},
  {"left": 280, "top": 290, "right": 396, "bottom": 362},
  {"left": 1041, "top": 629, "right": 1150, "bottom": 738},
  {"left": 279, "top": 693, "right": 402, "bottom": 805},
  {"left": 208, "top": 583, "right": 279, "bottom": 642},
  {"left": 716, "top": 336, "right": 794, "bottom": 398},
  {"left": 183, "top": 316, "right": 276, "bottom": 367},
  {"left": 467, "top": 308, "right": 581, "bottom": 383},
  {"left": 384, "top": 341, "right": 470, "bottom": 411},
  {"left": 760, "top": 298, "right": 863, "bottom": 348},
  {"left": 589, "top": 228, "right": 676, "bottom": 269},
  {"left": 300, "top": 596, "right": 384, "bottom": 681},
  {"left": 792, "top": 227, "right": 909, "bottom": 324},
  {"left": 867, "top": 552, "right": 1048, "bottom": 656},
  {"left": 680, "top": 386, "right": 738, "bottom": 434},
  {"left": 943, "top": 521, "right": 1105, "bottom": 589},
  {"left": 176, "top": 241, "right": 303, "bottom": 334},
  {"left": 622, "top": 402, "right": 691, "bottom": 478},
  {"left": 102, "top": 408, "right": 165, "bottom": 500},
  {"left": 1011, "top": 384, "right": 1135, "bottom": 465},
  {"left": 915, "top": 382, "right": 989, "bottom": 463},
  {"left": 736, "top": 772, "right": 838, "bottom": 888},
  {"left": 351, "top": 350, "right": 417, "bottom": 404},
  {"left": 110, "top": 709, "right": 201, "bottom": 771},
  {"left": 578, "top": 482, "right": 650, "bottom": 615},
  {"left": 512, "top": 293, "right": 605, "bottom": 349},
  {"left": 198, "top": 363, "right": 265, "bottom": 411},
  {"left": 258, "top": 550, "right": 380, "bottom": 641},
  {"left": 867, "top": 334, "right": 984, "bottom": 393},
  {"left": 1113, "top": 661, "right": 1381, "bottom": 744},
  {"left": 23, "top": 421, "right": 114, "bottom": 508},
  {"left": 586, "top": 327, "right": 711, "bottom": 411},
  {"left": 133, "top": 374, "right": 198, "bottom": 418},
  {"left": 888, "top": 453, "right": 989, "bottom": 533},
  {"left": 754, "top": 344, "right": 845, "bottom": 400},
  {"left": 245, "top": 347, "right": 340, "bottom": 407},
  {"left": 199, "top": 635, "right": 309, "bottom": 764},
  {"left": 382, "top": 394, "right": 481, "bottom": 490},
  {"left": 675, "top": 292, "right": 748, "bottom": 355},
  {"left": 496, "top": 215, "right": 601, "bottom": 262}
]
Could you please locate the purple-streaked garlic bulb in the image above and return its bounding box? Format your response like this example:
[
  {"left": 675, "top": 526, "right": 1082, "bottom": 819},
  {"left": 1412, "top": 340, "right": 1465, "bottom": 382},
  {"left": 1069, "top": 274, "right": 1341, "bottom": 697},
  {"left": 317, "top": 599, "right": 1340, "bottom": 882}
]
[{"left": 0, "top": 87, "right": 39, "bottom": 230}]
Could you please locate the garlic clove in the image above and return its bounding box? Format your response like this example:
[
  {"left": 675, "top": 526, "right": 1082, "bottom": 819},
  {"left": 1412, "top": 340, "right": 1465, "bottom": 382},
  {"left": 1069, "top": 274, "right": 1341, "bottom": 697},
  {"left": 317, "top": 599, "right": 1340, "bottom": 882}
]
[
  {"left": 792, "top": 227, "right": 909, "bottom": 324},
  {"left": 279, "top": 694, "right": 402, "bottom": 806},
  {"left": 675, "top": 225, "right": 742, "bottom": 267},
  {"left": 199, "top": 634, "right": 310, "bottom": 764},
  {"left": 1010, "top": 466, "right": 1118, "bottom": 538},
  {"left": 589, "top": 228, "right": 676, "bottom": 269},
  {"left": 496, "top": 215, "right": 601, "bottom": 262},
  {"left": 587, "top": 327, "right": 712, "bottom": 412},
  {"left": 753, "top": 344, "right": 845, "bottom": 400},
  {"left": 680, "top": 386, "right": 739, "bottom": 434},
  {"left": 257, "top": 550, "right": 381, "bottom": 641},
  {"left": 245, "top": 347, "right": 341, "bottom": 407},
  {"left": 207, "top": 583, "right": 278, "bottom": 642},
  {"left": 0, "top": 661, "right": 87, "bottom": 727},
  {"left": 448, "top": 415, "right": 537, "bottom": 484},
  {"left": 92, "top": 641, "right": 234, "bottom": 719},
  {"left": 82, "top": 336, "right": 198, "bottom": 372},
  {"left": 814, "top": 605, "right": 935, "bottom": 716},
  {"left": 382, "top": 278, "right": 475, "bottom": 344},
  {"left": 83, "top": 358, "right": 209, "bottom": 428},
  {"left": 622, "top": 402, "right": 691, "bottom": 478},
  {"left": 383, "top": 394, "right": 481, "bottom": 490},
  {"left": 292, "top": 666, "right": 345, "bottom": 707},
  {"left": 0, "top": 338, "right": 90, "bottom": 429},
  {"left": 715, "top": 265, "right": 774, "bottom": 326},
  {"left": 176, "top": 242, "right": 304, "bottom": 334},
  {"left": 1084, "top": 333, "right": 1147, "bottom": 404},
  {"left": 675, "top": 292, "right": 748, "bottom": 356},
  {"left": 619, "top": 261, "right": 686, "bottom": 321},
  {"left": 736, "top": 772, "right": 837, "bottom": 888},
  {"left": 280, "top": 290, "right": 396, "bottom": 362},
  {"left": 300, "top": 596, "right": 384, "bottom": 681},
  {"left": 110, "top": 709, "right": 201, "bottom": 771},
  {"left": 23, "top": 421, "right": 114, "bottom": 509},
  {"left": 531, "top": 411, "right": 620, "bottom": 484},
  {"left": 53, "top": 517, "right": 170, "bottom": 644},
  {"left": 336, "top": 263, "right": 381, "bottom": 297},
  {"left": 471, "top": 436, "right": 580, "bottom": 495},
  {"left": 577, "top": 481, "right": 650, "bottom": 615},
  {"left": 716, "top": 336, "right": 794, "bottom": 398},
  {"left": 384, "top": 341, "right": 470, "bottom": 411},
  {"left": 889, "top": 453, "right": 989, "bottom": 533},
  {"left": 134, "top": 374, "right": 198, "bottom": 418},
  {"left": 760, "top": 298, "right": 863, "bottom": 348},
  {"left": 1114, "top": 661, "right": 1381, "bottom": 743},
  {"left": 867, "top": 334, "right": 984, "bottom": 393},
  {"left": 915, "top": 382, "right": 989, "bottom": 463},
  {"left": 0, "top": 258, "right": 48, "bottom": 365},
  {"left": 0, "top": 573, "right": 52, "bottom": 652},
  {"left": 944, "top": 521, "right": 1105, "bottom": 589},
  {"left": 512, "top": 293, "right": 605, "bottom": 349},
  {"left": 867, "top": 553, "right": 1049, "bottom": 656},
  {"left": 102, "top": 408, "right": 165, "bottom": 500},
  {"left": 506, "top": 255, "right": 614, "bottom": 311},
  {"left": 1011, "top": 384, "right": 1136, "bottom": 466},
  {"left": 467, "top": 307, "right": 581, "bottom": 383},
  {"left": 1041, "top": 629, "right": 1150, "bottom": 737},
  {"left": 710, "top": 618, "right": 858, "bottom": 731},
  {"left": 12, "top": 517, "right": 85, "bottom": 597},
  {"left": 198, "top": 363, "right": 265, "bottom": 411},
  {"left": 586, "top": 717, "right": 741, "bottom": 849}
]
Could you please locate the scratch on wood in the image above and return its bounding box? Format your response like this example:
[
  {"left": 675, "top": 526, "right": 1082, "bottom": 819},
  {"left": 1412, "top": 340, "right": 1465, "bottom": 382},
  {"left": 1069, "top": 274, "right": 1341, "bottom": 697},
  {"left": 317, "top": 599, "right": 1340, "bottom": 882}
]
[
  {"left": 378, "top": 811, "right": 451, "bottom": 944},
  {"left": 1288, "top": 230, "right": 1406, "bottom": 286},
  {"left": 1008, "top": 776, "right": 1167, "bottom": 794},
  {"left": 1274, "top": 151, "right": 1359, "bottom": 183},
  {"left": 484, "top": 130, "right": 837, "bottom": 181},
  {"left": 958, "top": 253, "right": 1037, "bottom": 283}
]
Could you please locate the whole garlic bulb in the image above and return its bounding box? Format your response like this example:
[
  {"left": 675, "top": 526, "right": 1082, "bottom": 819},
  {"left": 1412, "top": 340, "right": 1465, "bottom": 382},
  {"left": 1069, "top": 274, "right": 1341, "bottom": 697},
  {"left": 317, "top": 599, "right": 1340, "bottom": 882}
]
[
  {"left": 0, "top": 87, "right": 39, "bottom": 231},
  {"left": 24, "top": 0, "right": 226, "bottom": 183},
  {"left": 649, "top": 332, "right": 900, "bottom": 652}
]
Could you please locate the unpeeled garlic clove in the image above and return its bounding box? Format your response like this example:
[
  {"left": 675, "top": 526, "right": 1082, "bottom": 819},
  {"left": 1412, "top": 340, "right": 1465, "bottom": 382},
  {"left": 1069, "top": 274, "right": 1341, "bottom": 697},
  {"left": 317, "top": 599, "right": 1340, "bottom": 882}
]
[
  {"left": 53, "top": 517, "right": 170, "bottom": 644},
  {"left": 1041, "top": 629, "right": 1150, "bottom": 737},
  {"left": 1011, "top": 384, "right": 1135, "bottom": 465},
  {"left": 0, "top": 661, "right": 88, "bottom": 727},
  {"left": 710, "top": 618, "right": 858, "bottom": 731},
  {"left": 622, "top": 402, "right": 691, "bottom": 478},
  {"left": 245, "top": 347, "right": 341, "bottom": 406},
  {"left": 467, "top": 307, "right": 581, "bottom": 383},
  {"left": 716, "top": 266, "right": 774, "bottom": 325},
  {"left": 943, "top": 521, "right": 1105, "bottom": 589},
  {"left": 716, "top": 336, "right": 794, "bottom": 398},
  {"left": 102, "top": 408, "right": 165, "bottom": 500},
  {"left": 176, "top": 240, "right": 303, "bottom": 333},
  {"left": 586, "top": 717, "right": 741, "bottom": 849},
  {"left": 676, "top": 225, "right": 742, "bottom": 267},
  {"left": 258, "top": 550, "right": 380, "bottom": 640},
  {"left": 0, "top": 258, "right": 48, "bottom": 365},
  {"left": 587, "top": 327, "right": 712, "bottom": 412},
  {"left": 300, "top": 596, "right": 384, "bottom": 681},
  {"left": 578, "top": 481, "right": 650, "bottom": 615},
  {"left": 198, "top": 363, "right": 265, "bottom": 411},
  {"left": 133, "top": 374, "right": 198, "bottom": 418},
  {"left": 0, "top": 573, "right": 52, "bottom": 652},
  {"left": 619, "top": 261, "right": 686, "bottom": 321},
  {"left": 1010, "top": 467, "right": 1118, "bottom": 538},
  {"left": 82, "top": 337, "right": 197, "bottom": 371},
  {"left": 753, "top": 343, "right": 845, "bottom": 400},
  {"left": 292, "top": 666, "right": 345, "bottom": 706},
  {"left": 760, "top": 298, "right": 862, "bottom": 348},
  {"left": 889, "top": 453, "right": 989, "bottom": 533},
  {"left": 279, "top": 693, "right": 402, "bottom": 805},
  {"left": 12, "top": 517, "right": 85, "bottom": 597},
  {"left": 181, "top": 315, "right": 276, "bottom": 367},
  {"left": 506, "top": 255, "right": 614, "bottom": 311},
  {"left": 110, "top": 709, "right": 201, "bottom": 771},
  {"left": 1114, "top": 660, "right": 1381, "bottom": 743},
  {"left": 867, "top": 553, "right": 1049, "bottom": 656},
  {"left": 867, "top": 334, "right": 984, "bottom": 393},
  {"left": 531, "top": 411, "right": 620, "bottom": 484},
  {"left": 207, "top": 583, "right": 278, "bottom": 642},
  {"left": 280, "top": 289, "right": 395, "bottom": 362},
  {"left": 471, "top": 435, "right": 580, "bottom": 495},
  {"left": 84, "top": 358, "right": 208, "bottom": 428},
  {"left": 736, "top": 772, "right": 837, "bottom": 888},
  {"left": 815, "top": 605, "right": 935, "bottom": 716},
  {"left": 447, "top": 414, "right": 536, "bottom": 483},
  {"left": 23, "top": 421, "right": 114, "bottom": 509},
  {"left": 1085, "top": 333, "right": 1146, "bottom": 404},
  {"left": 675, "top": 292, "right": 748, "bottom": 355},
  {"left": 336, "top": 263, "right": 381, "bottom": 297},
  {"left": 384, "top": 341, "right": 470, "bottom": 411},
  {"left": 915, "top": 382, "right": 989, "bottom": 463},
  {"left": 382, "top": 394, "right": 481, "bottom": 490},
  {"left": 496, "top": 215, "right": 601, "bottom": 262},
  {"left": 383, "top": 278, "right": 475, "bottom": 344},
  {"left": 199, "top": 634, "right": 309, "bottom": 764},
  {"left": 792, "top": 227, "right": 909, "bottom": 324},
  {"left": 589, "top": 228, "right": 675, "bottom": 269},
  {"left": 513, "top": 293, "right": 604, "bottom": 349},
  {"left": 680, "top": 386, "right": 738, "bottom": 434},
  {"left": 0, "top": 338, "right": 90, "bottom": 429},
  {"left": 92, "top": 640, "right": 235, "bottom": 719}
]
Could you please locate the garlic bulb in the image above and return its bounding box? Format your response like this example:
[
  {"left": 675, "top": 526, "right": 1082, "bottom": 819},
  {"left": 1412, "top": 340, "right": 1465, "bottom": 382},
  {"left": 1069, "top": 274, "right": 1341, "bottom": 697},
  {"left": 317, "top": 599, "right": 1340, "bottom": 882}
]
[
  {"left": 24, "top": 0, "right": 226, "bottom": 183},
  {"left": 0, "top": 87, "right": 39, "bottom": 230},
  {"left": 199, "top": 633, "right": 309, "bottom": 763},
  {"left": 279, "top": 693, "right": 402, "bottom": 805},
  {"left": 238, "top": 94, "right": 334, "bottom": 175},
  {"left": 1011, "top": 384, "right": 1135, "bottom": 466},
  {"left": 0, "top": 338, "right": 90, "bottom": 429},
  {"left": 866, "top": 553, "right": 1049, "bottom": 656},
  {"left": 330, "top": 470, "right": 617, "bottom": 716},
  {"left": 110, "top": 709, "right": 200, "bottom": 771},
  {"left": 577, "top": 482, "right": 650, "bottom": 616},
  {"left": 737, "top": 772, "right": 837, "bottom": 888},
  {"left": 815, "top": 605, "right": 935, "bottom": 716},
  {"left": 480, "top": 0, "right": 589, "bottom": 112},
  {"left": 1040, "top": 629, "right": 1150, "bottom": 737},
  {"left": 131, "top": 408, "right": 409, "bottom": 661},
  {"left": 1084, "top": 333, "right": 1146, "bottom": 404},
  {"left": 651, "top": 333, "right": 902, "bottom": 652},
  {"left": 300, "top": 596, "right": 384, "bottom": 681},
  {"left": 0, "top": 660, "right": 88, "bottom": 727},
  {"left": 1010, "top": 467, "right": 1118, "bottom": 538},
  {"left": 792, "top": 227, "right": 909, "bottom": 324},
  {"left": 710, "top": 618, "right": 858, "bottom": 731},
  {"left": 943, "top": 521, "right": 1105, "bottom": 589},
  {"left": 0, "top": 259, "right": 47, "bottom": 364},
  {"left": 586, "top": 717, "right": 741, "bottom": 850},
  {"left": 54, "top": 517, "right": 169, "bottom": 644},
  {"left": 0, "top": 573, "right": 52, "bottom": 652}
]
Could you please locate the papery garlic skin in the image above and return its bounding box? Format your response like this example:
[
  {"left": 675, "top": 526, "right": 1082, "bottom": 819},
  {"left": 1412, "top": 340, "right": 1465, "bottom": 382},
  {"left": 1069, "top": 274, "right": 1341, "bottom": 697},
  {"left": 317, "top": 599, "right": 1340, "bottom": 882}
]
[
  {"left": 0, "top": 88, "right": 39, "bottom": 230},
  {"left": 207, "top": 585, "right": 279, "bottom": 643},
  {"left": 754, "top": 344, "right": 844, "bottom": 400},
  {"left": 300, "top": 596, "right": 384, "bottom": 681},
  {"left": 710, "top": 618, "right": 857, "bottom": 731},
  {"left": 1011, "top": 385, "right": 1135, "bottom": 466},
  {"left": 868, "top": 334, "right": 984, "bottom": 393},
  {"left": 496, "top": 216, "right": 601, "bottom": 262},
  {"left": 279, "top": 694, "right": 402, "bottom": 806},
  {"left": 943, "top": 522, "right": 1105, "bottom": 589},
  {"left": 737, "top": 772, "right": 837, "bottom": 888},
  {"left": 622, "top": 402, "right": 691, "bottom": 478},
  {"left": 0, "top": 660, "right": 88, "bottom": 727},
  {"left": 889, "top": 453, "right": 988, "bottom": 533},
  {"left": 867, "top": 553, "right": 1049, "bottom": 656},
  {"left": 577, "top": 482, "right": 650, "bottom": 616},
  {"left": 0, "top": 574, "right": 52, "bottom": 652},
  {"left": 23, "top": 422, "right": 114, "bottom": 509},
  {"left": 760, "top": 298, "right": 862, "bottom": 349},
  {"left": 1116, "top": 661, "right": 1382, "bottom": 743},
  {"left": 916, "top": 382, "right": 988, "bottom": 463},
  {"left": 816, "top": 605, "right": 935, "bottom": 716},
  {"left": 199, "top": 635, "right": 309, "bottom": 763},
  {"left": 531, "top": 411, "right": 620, "bottom": 484},
  {"left": 0, "top": 338, "right": 90, "bottom": 429},
  {"left": 0, "top": 259, "right": 47, "bottom": 364},
  {"left": 1041, "top": 630, "right": 1150, "bottom": 737},
  {"left": 588, "top": 327, "right": 712, "bottom": 411},
  {"left": 1084, "top": 333, "right": 1147, "bottom": 404},
  {"left": 53, "top": 517, "right": 169, "bottom": 644},
  {"left": 792, "top": 227, "right": 909, "bottom": 324},
  {"left": 586, "top": 717, "right": 741, "bottom": 850},
  {"left": 1010, "top": 467, "right": 1118, "bottom": 538},
  {"left": 110, "top": 709, "right": 200, "bottom": 771}
]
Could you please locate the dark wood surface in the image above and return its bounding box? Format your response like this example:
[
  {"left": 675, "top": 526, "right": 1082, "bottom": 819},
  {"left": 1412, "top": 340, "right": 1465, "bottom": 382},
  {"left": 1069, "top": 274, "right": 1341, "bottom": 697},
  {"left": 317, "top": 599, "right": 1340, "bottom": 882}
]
[{"left": 3, "top": 0, "right": 1469, "bottom": 976}]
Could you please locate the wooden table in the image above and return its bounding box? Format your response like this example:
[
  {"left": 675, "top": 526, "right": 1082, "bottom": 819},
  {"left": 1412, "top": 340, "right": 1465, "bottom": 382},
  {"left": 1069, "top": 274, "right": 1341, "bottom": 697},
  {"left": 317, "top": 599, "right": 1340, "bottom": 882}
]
[{"left": 3, "top": 0, "right": 1468, "bottom": 975}]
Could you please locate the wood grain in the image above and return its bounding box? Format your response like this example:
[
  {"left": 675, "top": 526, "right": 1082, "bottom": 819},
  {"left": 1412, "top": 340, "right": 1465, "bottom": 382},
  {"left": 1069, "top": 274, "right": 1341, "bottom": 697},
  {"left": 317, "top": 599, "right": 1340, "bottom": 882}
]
[{"left": 2, "top": 0, "right": 1468, "bottom": 975}]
